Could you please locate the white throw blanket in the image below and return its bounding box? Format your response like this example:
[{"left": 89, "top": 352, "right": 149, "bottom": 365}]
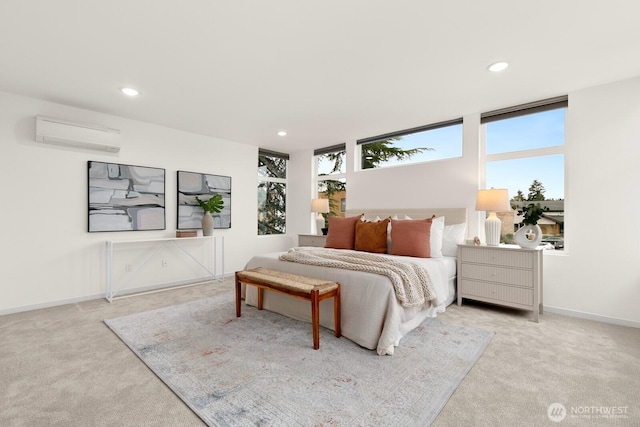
[{"left": 280, "top": 249, "right": 436, "bottom": 308}]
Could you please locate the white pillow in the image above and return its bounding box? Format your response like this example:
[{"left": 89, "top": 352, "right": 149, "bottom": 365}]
[
  {"left": 442, "top": 223, "right": 467, "bottom": 257},
  {"left": 401, "top": 215, "right": 444, "bottom": 258},
  {"left": 429, "top": 216, "right": 445, "bottom": 258}
]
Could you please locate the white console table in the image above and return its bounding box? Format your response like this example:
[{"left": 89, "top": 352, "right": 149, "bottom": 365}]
[{"left": 105, "top": 236, "right": 224, "bottom": 302}]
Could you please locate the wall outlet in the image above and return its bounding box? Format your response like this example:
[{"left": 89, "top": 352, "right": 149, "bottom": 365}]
[{"left": 125, "top": 264, "right": 132, "bottom": 273}]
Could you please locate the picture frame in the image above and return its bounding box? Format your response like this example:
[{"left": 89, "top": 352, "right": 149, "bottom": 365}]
[
  {"left": 88, "top": 161, "right": 166, "bottom": 232},
  {"left": 177, "top": 170, "right": 231, "bottom": 230}
]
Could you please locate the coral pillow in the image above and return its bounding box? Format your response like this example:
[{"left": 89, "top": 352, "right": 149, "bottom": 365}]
[
  {"left": 324, "top": 215, "right": 362, "bottom": 250},
  {"left": 355, "top": 218, "right": 390, "bottom": 253},
  {"left": 390, "top": 218, "right": 432, "bottom": 258}
]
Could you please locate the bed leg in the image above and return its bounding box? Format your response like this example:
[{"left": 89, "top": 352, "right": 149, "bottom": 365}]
[
  {"left": 334, "top": 284, "right": 341, "bottom": 338},
  {"left": 311, "top": 289, "right": 320, "bottom": 350},
  {"left": 257, "top": 287, "right": 264, "bottom": 310},
  {"left": 235, "top": 272, "right": 242, "bottom": 317}
]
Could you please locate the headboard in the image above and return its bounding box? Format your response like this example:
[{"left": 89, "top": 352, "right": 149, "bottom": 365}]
[{"left": 345, "top": 208, "right": 467, "bottom": 226}]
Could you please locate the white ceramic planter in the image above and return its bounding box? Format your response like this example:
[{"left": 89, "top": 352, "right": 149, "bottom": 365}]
[{"left": 514, "top": 224, "right": 542, "bottom": 249}]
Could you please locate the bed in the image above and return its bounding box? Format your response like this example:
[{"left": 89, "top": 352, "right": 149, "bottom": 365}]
[{"left": 244, "top": 208, "right": 468, "bottom": 355}]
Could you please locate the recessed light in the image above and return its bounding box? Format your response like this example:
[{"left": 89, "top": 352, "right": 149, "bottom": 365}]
[
  {"left": 488, "top": 62, "right": 509, "bottom": 72},
  {"left": 121, "top": 87, "right": 140, "bottom": 97},
  {"left": 277, "top": 131, "right": 287, "bottom": 136}
]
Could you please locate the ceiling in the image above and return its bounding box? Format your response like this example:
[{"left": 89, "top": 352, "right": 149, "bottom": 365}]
[{"left": 1, "top": 1, "right": 639, "bottom": 154}]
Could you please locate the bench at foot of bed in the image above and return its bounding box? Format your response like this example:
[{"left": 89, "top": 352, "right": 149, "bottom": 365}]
[{"left": 235, "top": 267, "right": 341, "bottom": 350}]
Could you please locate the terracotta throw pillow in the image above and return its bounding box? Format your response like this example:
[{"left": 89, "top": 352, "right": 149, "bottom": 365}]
[
  {"left": 390, "top": 218, "right": 432, "bottom": 258},
  {"left": 324, "top": 215, "right": 362, "bottom": 250},
  {"left": 355, "top": 218, "right": 390, "bottom": 253}
]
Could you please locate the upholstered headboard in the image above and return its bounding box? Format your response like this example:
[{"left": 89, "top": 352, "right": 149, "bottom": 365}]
[{"left": 345, "top": 208, "right": 467, "bottom": 226}]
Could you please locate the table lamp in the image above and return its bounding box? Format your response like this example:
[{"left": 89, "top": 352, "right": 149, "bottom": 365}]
[
  {"left": 310, "top": 198, "right": 330, "bottom": 235},
  {"left": 476, "top": 188, "right": 510, "bottom": 246}
]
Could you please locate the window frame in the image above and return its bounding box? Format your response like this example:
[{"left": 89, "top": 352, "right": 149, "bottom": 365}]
[
  {"left": 257, "top": 149, "right": 289, "bottom": 236},
  {"left": 356, "top": 118, "right": 463, "bottom": 170},
  {"left": 314, "top": 144, "right": 347, "bottom": 218},
  {"left": 480, "top": 96, "right": 567, "bottom": 251}
]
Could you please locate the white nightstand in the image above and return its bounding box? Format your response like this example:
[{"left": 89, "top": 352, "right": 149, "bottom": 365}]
[
  {"left": 298, "top": 234, "right": 327, "bottom": 247},
  {"left": 457, "top": 244, "right": 543, "bottom": 322}
]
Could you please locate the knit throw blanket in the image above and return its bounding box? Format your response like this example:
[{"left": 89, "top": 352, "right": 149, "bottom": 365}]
[{"left": 280, "top": 249, "right": 436, "bottom": 308}]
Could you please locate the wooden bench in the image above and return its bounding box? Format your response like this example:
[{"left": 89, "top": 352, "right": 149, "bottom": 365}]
[{"left": 235, "top": 267, "right": 341, "bottom": 350}]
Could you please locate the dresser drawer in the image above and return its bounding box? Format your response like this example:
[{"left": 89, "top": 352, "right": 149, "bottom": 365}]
[
  {"left": 459, "top": 247, "right": 534, "bottom": 268},
  {"left": 460, "top": 264, "right": 533, "bottom": 288},
  {"left": 298, "top": 234, "right": 327, "bottom": 247},
  {"left": 460, "top": 279, "right": 533, "bottom": 306}
]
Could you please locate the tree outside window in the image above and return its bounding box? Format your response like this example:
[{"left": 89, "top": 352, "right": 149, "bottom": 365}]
[{"left": 258, "top": 151, "right": 287, "bottom": 235}]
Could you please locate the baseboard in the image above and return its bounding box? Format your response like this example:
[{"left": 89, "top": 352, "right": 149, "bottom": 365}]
[
  {"left": 544, "top": 305, "right": 640, "bottom": 328},
  {"left": 0, "top": 274, "right": 233, "bottom": 317},
  {"left": 0, "top": 293, "right": 105, "bottom": 316}
]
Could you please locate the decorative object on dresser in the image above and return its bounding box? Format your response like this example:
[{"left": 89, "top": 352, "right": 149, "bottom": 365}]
[
  {"left": 514, "top": 202, "right": 547, "bottom": 248},
  {"left": 310, "top": 198, "right": 330, "bottom": 235},
  {"left": 298, "top": 234, "right": 327, "bottom": 247},
  {"left": 176, "top": 230, "right": 197, "bottom": 238},
  {"left": 475, "top": 188, "right": 511, "bottom": 246},
  {"left": 195, "top": 194, "right": 224, "bottom": 236},
  {"left": 457, "top": 244, "right": 543, "bottom": 322}
]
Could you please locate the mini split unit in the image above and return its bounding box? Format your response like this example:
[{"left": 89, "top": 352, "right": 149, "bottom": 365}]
[{"left": 35, "top": 116, "right": 121, "bottom": 153}]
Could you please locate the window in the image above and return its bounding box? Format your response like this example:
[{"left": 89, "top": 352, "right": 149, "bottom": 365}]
[
  {"left": 258, "top": 149, "right": 288, "bottom": 235},
  {"left": 315, "top": 144, "right": 346, "bottom": 219},
  {"left": 482, "top": 96, "right": 566, "bottom": 249},
  {"left": 357, "top": 118, "right": 463, "bottom": 169}
]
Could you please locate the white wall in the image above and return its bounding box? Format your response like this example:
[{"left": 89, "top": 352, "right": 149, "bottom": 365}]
[
  {"left": 544, "top": 76, "right": 640, "bottom": 325},
  {"left": 0, "top": 91, "right": 292, "bottom": 314},
  {"left": 3, "top": 75, "right": 640, "bottom": 327},
  {"left": 289, "top": 76, "right": 640, "bottom": 327}
]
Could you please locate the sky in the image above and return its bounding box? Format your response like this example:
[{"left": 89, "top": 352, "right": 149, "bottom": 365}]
[
  {"left": 317, "top": 108, "right": 565, "bottom": 200},
  {"left": 485, "top": 108, "right": 565, "bottom": 200}
]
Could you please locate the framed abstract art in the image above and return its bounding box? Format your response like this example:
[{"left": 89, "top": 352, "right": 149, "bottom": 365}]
[
  {"left": 177, "top": 170, "right": 231, "bottom": 229},
  {"left": 88, "top": 161, "right": 166, "bottom": 232}
]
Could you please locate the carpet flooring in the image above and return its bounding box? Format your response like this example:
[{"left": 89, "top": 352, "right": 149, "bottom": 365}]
[
  {"left": 105, "top": 293, "right": 494, "bottom": 426},
  {"left": 2, "top": 279, "right": 639, "bottom": 426}
]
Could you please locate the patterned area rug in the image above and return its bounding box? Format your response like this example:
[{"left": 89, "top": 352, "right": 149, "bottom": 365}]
[{"left": 105, "top": 293, "right": 493, "bottom": 426}]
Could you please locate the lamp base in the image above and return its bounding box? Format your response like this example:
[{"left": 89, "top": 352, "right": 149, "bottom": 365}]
[
  {"left": 316, "top": 214, "right": 324, "bottom": 236},
  {"left": 484, "top": 212, "right": 502, "bottom": 246}
]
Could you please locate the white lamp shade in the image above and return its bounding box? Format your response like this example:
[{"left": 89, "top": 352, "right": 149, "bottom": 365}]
[
  {"left": 475, "top": 188, "right": 511, "bottom": 212},
  {"left": 310, "top": 198, "right": 330, "bottom": 213}
]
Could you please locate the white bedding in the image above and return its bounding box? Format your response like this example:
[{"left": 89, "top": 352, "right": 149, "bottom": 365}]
[{"left": 244, "top": 247, "right": 457, "bottom": 355}]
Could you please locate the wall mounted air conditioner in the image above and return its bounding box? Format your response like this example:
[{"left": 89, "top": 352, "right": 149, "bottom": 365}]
[{"left": 35, "top": 116, "right": 121, "bottom": 153}]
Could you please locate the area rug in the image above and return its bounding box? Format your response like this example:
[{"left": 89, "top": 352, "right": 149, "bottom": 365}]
[{"left": 105, "top": 293, "right": 493, "bottom": 426}]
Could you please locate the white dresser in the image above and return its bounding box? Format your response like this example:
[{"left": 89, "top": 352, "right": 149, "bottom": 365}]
[
  {"left": 457, "top": 244, "right": 543, "bottom": 322},
  {"left": 298, "top": 234, "right": 327, "bottom": 247}
]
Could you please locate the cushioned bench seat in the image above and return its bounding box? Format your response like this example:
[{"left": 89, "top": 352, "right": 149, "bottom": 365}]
[{"left": 235, "top": 267, "right": 341, "bottom": 349}]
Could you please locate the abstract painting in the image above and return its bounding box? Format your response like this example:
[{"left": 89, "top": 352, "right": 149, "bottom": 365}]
[
  {"left": 177, "top": 171, "right": 231, "bottom": 229},
  {"left": 88, "top": 161, "right": 166, "bottom": 232}
]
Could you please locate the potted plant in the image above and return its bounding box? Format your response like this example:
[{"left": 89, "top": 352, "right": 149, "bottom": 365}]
[
  {"left": 514, "top": 203, "right": 547, "bottom": 248},
  {"left": 195, "top": 194, "right": 224, "bottom": 236},
  {"left": 518, "top": 202, "right": 546, "bottom": 226}
]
